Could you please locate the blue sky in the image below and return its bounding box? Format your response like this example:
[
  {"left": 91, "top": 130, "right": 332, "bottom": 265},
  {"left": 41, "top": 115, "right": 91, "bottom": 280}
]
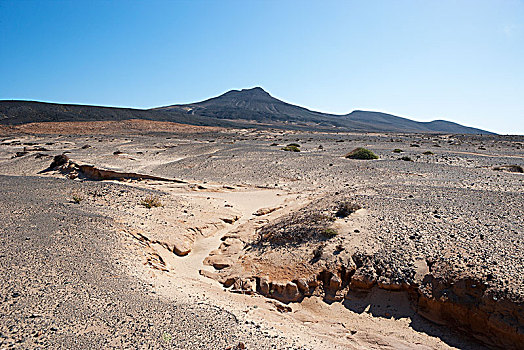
[{"left": 1, "top": 0, "right": 523, "bottom": 134}]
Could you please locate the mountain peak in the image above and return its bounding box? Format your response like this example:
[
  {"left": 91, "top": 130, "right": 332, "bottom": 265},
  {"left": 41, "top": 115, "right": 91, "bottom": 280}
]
[
  {"left": 243, "top": 86, "right": 266, "bottom": 92},
  {"left": 224, "top": 86, "right": 271, "bottom": 98},
  {"left": 153, "top": 88, "right": 492, "bottom": 134},
  {"left": 241, "top": 86, "right": 269, "bottom": 95}
]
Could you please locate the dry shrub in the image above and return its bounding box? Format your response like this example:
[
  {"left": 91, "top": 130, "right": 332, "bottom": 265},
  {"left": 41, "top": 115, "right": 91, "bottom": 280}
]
[{"left": 140, "top": 195, "right": 163, "bottom": 208}]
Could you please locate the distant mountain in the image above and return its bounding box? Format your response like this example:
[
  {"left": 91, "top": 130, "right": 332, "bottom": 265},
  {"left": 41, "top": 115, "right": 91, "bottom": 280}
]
[
  {"left": 0, "top": 100, "right": 244, "bottom": 128},
  {"left": 156, "top": 87, "right": 336, "bottom": 124},
  {"left": 0, "top": 87, "right": 493, "bottom": 134},
  {"left": 157, "top": 87, "right": 493, "bottom": 134}
]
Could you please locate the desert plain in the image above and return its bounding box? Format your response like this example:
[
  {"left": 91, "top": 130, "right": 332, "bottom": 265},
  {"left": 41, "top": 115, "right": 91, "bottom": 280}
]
[{"left": 0, "top": 121, "right": 523, "bottom": 349}]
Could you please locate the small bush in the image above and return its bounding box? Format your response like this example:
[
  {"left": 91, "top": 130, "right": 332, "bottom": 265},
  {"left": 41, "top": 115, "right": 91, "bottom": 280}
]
[
  {"left": 140, "top": 195, "right": 163, "bottom": 208},
  {"left": 257, "top": 211, "right": 334, "bottom": 245},
  {"left": 423, "top": 151, "right": 434, "bottom": 155},
  {"left": 345, "top": 147, "right": 378, "bottom": 160},
  {"left": 71, "top": 192, "right": 84, "bottom": 204},
  {"left": 410, "top": 144, "right": 420, "bottom": 147},
  {"left": 393, "top": 149, "right": 403, "bottom": 153},
  {"left": 322, "top": 228, "right": 338, "bottom": 238},
  {"left": 287, "top": 143, "right": 300, "bottom": 148},
  {"left": 335, "top": 202, "right": 361, "bottom": 218},
  {"left": 162, "top": 332, "right": 172, "bottom": 343},
  {"left": 399, "top": 156, "right": 413, "bottom": 161},
  {"left": 282, "top": 145, "right": 300, "bottom": 152}
]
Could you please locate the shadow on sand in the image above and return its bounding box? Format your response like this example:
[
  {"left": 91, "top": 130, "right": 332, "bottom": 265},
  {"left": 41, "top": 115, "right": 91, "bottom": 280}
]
[{"left": 342, "top": 287, "right": 488, "bottom": 350}]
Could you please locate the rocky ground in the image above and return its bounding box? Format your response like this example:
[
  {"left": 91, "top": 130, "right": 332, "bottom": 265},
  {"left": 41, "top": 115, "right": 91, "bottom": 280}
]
[
  {"left": 0, "top": 176, "right": 303, "bottom": 349},
  {"left": 0, "top": 123, "right": 522, "bottom": 349}
]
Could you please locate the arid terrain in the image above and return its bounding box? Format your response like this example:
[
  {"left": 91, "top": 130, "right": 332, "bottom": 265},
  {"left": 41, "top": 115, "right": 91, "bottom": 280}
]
[{"left": 0, "top": 120, "right": 522, "bottom": 349}]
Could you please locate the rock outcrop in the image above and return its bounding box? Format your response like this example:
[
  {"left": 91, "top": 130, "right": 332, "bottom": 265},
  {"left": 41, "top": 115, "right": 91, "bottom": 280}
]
[
  {"left": 44, "top": 154, "right": 185, "bottom": 182},
  {"left": 217, "top": 254, "right": 524, "bottom": 349}
]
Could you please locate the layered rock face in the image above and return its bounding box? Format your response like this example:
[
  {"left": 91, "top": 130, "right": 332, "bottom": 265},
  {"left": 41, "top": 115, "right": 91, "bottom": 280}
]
[{"left": 212, "top": 254, "right": 524, "bottom": 349}]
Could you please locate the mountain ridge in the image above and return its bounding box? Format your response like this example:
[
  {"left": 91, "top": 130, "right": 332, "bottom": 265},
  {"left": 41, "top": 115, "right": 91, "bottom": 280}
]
[
  {"left": 157, "top": 87, "right": 493, "bottom": 134},
  {"left": 0, "top": 87, "right": 494, "bottom": 134}
]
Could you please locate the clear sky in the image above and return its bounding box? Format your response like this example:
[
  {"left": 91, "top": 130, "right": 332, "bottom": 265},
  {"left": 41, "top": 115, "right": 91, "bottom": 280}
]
[{"left": 1, "top": 0, "right": 523, "bottom": 134}]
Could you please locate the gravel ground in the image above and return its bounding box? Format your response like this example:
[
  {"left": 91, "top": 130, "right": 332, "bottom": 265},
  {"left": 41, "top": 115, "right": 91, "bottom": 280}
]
[
  {"left": 0, "top": 176, "right": 297, "bottom": 349},
  {"left": 0, "top": 129, "right": 522, "bottom": 349},
  {"left": 144, "top": 131, "right": 522, "bottom": 295}
]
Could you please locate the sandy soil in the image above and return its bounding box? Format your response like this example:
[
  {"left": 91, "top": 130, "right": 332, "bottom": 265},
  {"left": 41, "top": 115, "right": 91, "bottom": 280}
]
[{"left": 0, "top": 125, "right": 522, "bottom": 349}]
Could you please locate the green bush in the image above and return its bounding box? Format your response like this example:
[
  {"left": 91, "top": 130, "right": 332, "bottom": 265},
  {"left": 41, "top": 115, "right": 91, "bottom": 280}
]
[
  {"left": 399, "top": 156, "right": 413, "bottom": 161},
  {"left": 345, "top": 147, "right": 378, "bottom": 160},
  {"left": 322, "top": 228, "right": 338, "bottom": 238},
  {"left": 282, "top": 145, "right": 300, "bottom": 152},
  {"left": 423, "top": 151, "right": 434, "bottom": 155},
  {"left": 71, "top": 192, "right": 84, "bottom": 204},
  {"left": 393, "top": 149, "right": 403, "bottom": 153}
]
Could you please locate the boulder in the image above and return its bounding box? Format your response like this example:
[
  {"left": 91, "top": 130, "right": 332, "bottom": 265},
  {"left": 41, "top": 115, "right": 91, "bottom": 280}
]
[
  {"left": 172, "top": 238, "right": 192, "bottom": 256},
  {"left": 258, "top": 276, "right": 270, "bottom": 295},
  {"left": 49, "top": 154, "right": 70, "bottom": 169}
]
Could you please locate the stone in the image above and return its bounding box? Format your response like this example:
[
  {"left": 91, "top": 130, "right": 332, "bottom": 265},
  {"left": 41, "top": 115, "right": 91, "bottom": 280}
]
[
  {"left": 172, "top": 239, "right": 191, "bottom": 256},
  {"left": 350, "top": 271, "right": 376, "bottom": 290},
  {"left": 49, "top": 154, "right": 69, "bottom": 169},
  {"left": 258, "top": 277, "right": 270, "bottom": 295},
  {"left": 328, "top": 274, "right": 342, "bottom": 292},
  {"left": 295, "top": 278, "right": 309, "bottom": 294}
]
